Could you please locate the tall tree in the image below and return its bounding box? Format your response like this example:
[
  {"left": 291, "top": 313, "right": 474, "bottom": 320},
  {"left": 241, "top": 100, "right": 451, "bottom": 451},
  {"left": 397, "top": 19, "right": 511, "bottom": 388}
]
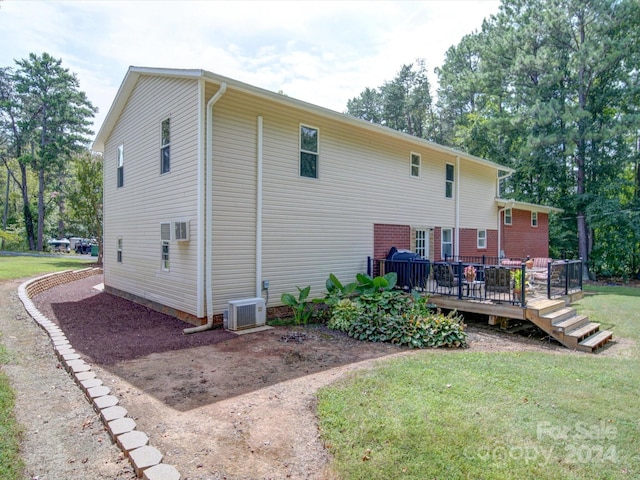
[
  {"left": 436, "top": 0, "right": 640, "bottom": 278},
  {"left": 13, "top": 53, "right": 96, "bottom": 251},
  {"left": 347, "top": 60, "right": 436, "bottom": 140},
  {"left": 66, "top": 151, "right": 103, "bottom": 264}
]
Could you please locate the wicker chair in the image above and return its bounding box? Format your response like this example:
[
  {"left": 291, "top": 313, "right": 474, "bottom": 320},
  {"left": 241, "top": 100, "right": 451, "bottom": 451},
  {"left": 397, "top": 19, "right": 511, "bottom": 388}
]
[{"left": 484, "top": 266, "right": 511, "bottom": 295}]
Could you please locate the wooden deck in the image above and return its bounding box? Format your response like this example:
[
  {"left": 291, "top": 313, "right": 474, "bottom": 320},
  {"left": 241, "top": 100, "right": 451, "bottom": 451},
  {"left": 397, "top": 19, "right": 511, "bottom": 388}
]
[{"left": 428, "top": 290, "right": 612, "bottom": 353}]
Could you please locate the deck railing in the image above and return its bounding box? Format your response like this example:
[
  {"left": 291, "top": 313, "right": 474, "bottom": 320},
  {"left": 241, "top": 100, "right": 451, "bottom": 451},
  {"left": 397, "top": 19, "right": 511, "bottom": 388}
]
[{"left": 369, "top": 257, "right": 583, "bottom": 306}]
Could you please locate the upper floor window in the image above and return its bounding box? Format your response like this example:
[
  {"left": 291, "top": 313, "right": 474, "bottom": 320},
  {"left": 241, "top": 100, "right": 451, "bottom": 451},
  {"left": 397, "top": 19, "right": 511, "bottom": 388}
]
[
  {"left": 117, "top": 144, "right": 124, "bottom": 188},
  {"left": 504, "top": 208, "right": 512, "bottom": 225},
  {"left": 410, "top": 153, "right": 421, "bottom": 178},
  {"left": 161, "top": 118, "right": 171, "bottom": 174},
  {"left": 445, "top": 164, "right": 454, "bottom": 198},
  {"left": 531, "top": 211, "right": 538, "bottom": 227},
  {"left": 300, "top": 125, "right": 318, "bottom": 178},
  {"left": 477, "top": 229, "right": 487, "bottom": 249}
]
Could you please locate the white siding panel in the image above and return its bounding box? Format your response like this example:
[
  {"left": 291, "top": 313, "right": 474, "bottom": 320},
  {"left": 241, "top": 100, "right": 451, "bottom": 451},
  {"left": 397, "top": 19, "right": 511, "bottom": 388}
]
[{"left": 103, "top": 75, "right": 200, "bottom": 316}]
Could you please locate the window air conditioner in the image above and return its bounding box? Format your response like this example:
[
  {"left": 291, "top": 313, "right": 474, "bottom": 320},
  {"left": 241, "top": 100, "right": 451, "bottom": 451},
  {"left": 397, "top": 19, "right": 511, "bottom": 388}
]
[{"left": 173, "top": 221, "right": 190, "bottom": 241}]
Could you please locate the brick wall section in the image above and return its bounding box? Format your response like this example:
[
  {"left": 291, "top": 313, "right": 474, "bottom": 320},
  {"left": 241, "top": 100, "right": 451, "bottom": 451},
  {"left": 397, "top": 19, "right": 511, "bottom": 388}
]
[
  {"left": 459, "top": 228, "right": 499, "bottom": 258},
  {"left": 502, "top": 209, "right": 550, "bottom": 259},
  {"left": 24, "top": 268, "right": 103, "bottom": 298},
  {"left": 373, "top": 224, "right": 411, "bottom": 259}
]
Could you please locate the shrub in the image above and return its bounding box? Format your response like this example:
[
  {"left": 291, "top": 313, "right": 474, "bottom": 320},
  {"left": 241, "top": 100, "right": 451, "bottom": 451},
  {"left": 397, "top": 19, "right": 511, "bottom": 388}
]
[
  {"left": 328, "top": 298, "right": 362, "bottom": 332},
  {"left": 348, "top": 310, "right": 467, "bottom": 349}
]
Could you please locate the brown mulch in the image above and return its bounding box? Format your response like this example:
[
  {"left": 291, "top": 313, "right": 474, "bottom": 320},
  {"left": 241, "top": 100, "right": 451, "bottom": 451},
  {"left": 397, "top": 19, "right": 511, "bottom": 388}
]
[{"left": 32, "top": 276, "right": 237, "bottom": 365}]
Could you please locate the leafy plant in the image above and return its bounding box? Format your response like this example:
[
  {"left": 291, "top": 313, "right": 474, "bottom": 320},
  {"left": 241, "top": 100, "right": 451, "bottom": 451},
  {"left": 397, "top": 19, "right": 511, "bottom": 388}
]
[
  {"left": 281, "top": 286, "right": 314, "bottom": 325},
  {"left": 354, "top": 272, "right": 397, "bottom": 294},
  {"left": 317, "top": 273, "right": 357, "bottom": 308},
  {"left": 511, "top": 268, "right": 524, "bottom": 292},
  {"left": 328, "top": 298, "right": 362, "bottom": 332}
]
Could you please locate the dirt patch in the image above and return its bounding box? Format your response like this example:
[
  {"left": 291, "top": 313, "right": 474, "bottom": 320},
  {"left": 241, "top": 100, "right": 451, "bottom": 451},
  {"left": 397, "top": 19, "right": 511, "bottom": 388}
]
[{"left": 10, "top": 273, "right": 625, "bottom": 479}]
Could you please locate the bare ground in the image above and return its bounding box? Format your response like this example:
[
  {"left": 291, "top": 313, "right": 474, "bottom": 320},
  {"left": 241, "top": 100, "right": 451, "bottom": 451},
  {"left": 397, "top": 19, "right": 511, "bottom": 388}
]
[{"left": 2, "top": 273, "right": 630, "bottom": 480}]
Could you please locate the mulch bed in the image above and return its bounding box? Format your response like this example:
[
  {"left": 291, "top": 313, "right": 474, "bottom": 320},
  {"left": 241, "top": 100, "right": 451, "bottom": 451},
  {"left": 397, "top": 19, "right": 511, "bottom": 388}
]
[{"left": 31, "top": 275, "right": 236, "bottom": 365}]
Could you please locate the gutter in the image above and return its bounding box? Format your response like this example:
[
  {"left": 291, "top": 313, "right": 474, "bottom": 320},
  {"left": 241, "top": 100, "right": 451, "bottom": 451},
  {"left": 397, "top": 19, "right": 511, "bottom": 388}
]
[{"left": 184, "top": 81, "right": 227, "bottom": 334}]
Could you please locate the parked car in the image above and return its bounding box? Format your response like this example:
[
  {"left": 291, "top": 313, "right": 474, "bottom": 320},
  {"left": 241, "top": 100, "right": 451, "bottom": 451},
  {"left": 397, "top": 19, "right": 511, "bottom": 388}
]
[{"left": 75, "top": 239, "right": 94, "bottom": 254}]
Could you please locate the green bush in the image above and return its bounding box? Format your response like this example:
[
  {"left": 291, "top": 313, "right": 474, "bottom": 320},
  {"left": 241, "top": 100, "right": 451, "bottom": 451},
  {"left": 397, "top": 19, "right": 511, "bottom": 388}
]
[
  {"left": 348, "top": 310, "right": 467, "bottom": 348},
  {"left": 280, "top": 286, "right": 314, "bottom": 325},
  {"left": 328, "top": 298, "right": 362, "bottom": 331}
]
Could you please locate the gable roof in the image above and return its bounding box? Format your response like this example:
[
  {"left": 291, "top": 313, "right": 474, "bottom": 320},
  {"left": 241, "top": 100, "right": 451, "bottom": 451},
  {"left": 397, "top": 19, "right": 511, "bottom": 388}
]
[{"left": 93, "top": 66, "right": 515, "bottom": 176}]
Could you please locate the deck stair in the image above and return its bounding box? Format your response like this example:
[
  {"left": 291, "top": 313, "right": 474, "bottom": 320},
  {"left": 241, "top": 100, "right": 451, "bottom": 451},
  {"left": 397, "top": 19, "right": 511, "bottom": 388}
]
[{"left": 525, "top": 299, "right": 613, "bottom": 352}]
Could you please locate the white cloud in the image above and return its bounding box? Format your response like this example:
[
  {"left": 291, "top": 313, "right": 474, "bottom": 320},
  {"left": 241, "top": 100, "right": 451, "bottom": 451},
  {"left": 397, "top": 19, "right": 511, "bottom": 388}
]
[{"left": 0, "top": 0, "right": 501, "bottom": 136}]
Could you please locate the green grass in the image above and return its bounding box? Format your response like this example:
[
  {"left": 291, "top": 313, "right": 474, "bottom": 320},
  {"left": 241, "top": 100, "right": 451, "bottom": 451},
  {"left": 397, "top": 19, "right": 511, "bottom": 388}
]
[
  {"left": 0, "top": 254, "right": 95, "bottom": 478},
  {"left": 0, "top": 344, "right": 24, "bottom": 479},
  {"left": 0, "top": 254, "right": 96, "bottom": 281},
  {"left": 317, "top": 286, "right": 640, "bottom": 479}
]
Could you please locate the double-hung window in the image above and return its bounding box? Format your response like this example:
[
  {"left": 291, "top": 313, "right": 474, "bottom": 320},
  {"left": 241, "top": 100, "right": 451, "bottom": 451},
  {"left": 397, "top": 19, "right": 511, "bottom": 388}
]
[
  {"left": 504, "top": 208, "right": 512, "bottom": 225},
  {"left": 441, "top": 228, "right": 453, "bottom": 259},
  {"left": 445, "top": 163, "right": 454, "bottom": 198},
  {"left": 161, "top": 118, "right": 171, "bottom": 174},
  {"left": 410, "top": 153, "right": 421, "bottom": 178},
  {"left": 477, "top": 229, "right": 487, "bottom": 249},
  {"left": 300, "top": 125, "right": 318, "bottom": 178},
  {"left": 531, "top": 211, "right": 538, "bottom": 227},
  {"left": 117, "top": 237, "right": 123, "bottom": 263},
  {"left": 160, "top": 222, "right": 171, "bottom": 271},
  {"left": 117, "top": 144, "right": 124, "bottom": 188}
]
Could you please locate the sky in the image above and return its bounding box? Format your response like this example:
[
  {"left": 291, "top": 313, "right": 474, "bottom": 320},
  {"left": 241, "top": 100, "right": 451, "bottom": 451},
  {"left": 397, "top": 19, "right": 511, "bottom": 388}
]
[{"left": 0, "top": 0, "right": 501, "bottom": 140}]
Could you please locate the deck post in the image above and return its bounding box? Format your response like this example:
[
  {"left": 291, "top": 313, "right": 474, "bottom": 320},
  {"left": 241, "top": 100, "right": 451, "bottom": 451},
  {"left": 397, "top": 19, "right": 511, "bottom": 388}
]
[
  {"left": 520, "top": 263, "right": 526, "bottom": 306},
  {"left": 457, "top": 261, "right": 463, "bottom": 299}
]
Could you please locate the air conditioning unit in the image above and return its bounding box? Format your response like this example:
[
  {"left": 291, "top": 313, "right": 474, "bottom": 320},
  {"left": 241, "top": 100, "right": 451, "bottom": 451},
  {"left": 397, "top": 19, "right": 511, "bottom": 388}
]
[
  {"left": 173, "top": 221, "right": 190, "bottom": 241},
  {"left": 227, "top": 298, "right": 266, "bottom": 330}
]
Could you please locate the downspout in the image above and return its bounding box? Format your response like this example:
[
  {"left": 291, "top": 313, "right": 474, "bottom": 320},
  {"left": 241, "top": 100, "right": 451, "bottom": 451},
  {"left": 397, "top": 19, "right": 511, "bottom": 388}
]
[
  {"left": 184, "top": 81, "right": 227, "bottom": 334},
  {"left": 454, "top": 156, "right": 460, "bottom": 258},
  {"left": 256, "top": 116, "right": 263, "bottom": 297},
  {"left": 195, "top": 79, "right": 205, "bottom": 319}
]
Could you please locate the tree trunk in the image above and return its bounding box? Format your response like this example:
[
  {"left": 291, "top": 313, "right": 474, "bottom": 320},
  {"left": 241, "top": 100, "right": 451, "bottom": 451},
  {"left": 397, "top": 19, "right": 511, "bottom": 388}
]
[
  {"left": 19, "top": 162, "right": 36, "bottom": 250},
  {"left": 36, "top": 169, "right": 45, "bottom": 251}
]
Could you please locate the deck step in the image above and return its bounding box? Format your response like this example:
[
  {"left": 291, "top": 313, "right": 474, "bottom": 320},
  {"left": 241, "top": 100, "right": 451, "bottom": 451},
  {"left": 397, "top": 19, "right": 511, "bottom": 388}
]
[
  {"left": 566, "top": 322, "right": 600, "bottom": 342},
  {"left": 578, "top": 330, "right": 613, "bottom": 352},
  {"left": 552, "top": 314, "right": 589, "bottom": 333},
  {"left": 543, "top": 307, "right": 576, "bottom": 325},
  {"left": 529, "top": 298, "right": 566, "bottom": 316}
]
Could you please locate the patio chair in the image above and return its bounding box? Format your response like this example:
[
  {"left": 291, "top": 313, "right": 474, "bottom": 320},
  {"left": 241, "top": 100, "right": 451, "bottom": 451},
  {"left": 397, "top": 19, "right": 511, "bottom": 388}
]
[
  {"left": 484, "top": 266, "right": 511, "bottom": 295},
  {"left": 432, "top": 263, "right": 459, "bottom": 294}
]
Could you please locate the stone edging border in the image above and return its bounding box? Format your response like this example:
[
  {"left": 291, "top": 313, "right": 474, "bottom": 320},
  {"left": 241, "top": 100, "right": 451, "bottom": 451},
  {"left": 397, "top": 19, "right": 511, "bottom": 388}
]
[{"left": 18, "top": 268, "right": 181, "bottom": 480}]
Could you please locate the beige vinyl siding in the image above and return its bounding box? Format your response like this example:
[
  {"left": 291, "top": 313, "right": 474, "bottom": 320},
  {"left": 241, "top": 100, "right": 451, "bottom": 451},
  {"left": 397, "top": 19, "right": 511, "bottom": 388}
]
[
  {"left": 103, "top": 75, "right": 200, "bottom": 315},
  {"left": 458, "top": 161, "right": 498, "bottom": 228},
  {"left": 205, "top": 86, "right": 496, "bottom": 311}
]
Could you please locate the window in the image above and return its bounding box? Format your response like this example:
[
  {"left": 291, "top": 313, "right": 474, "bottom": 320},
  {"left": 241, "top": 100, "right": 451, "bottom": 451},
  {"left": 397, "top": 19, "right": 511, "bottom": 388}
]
[
  {"left": 504, "top": 208, "right": 512, "bottom": 225},
  {"left": 477, "top": 229, "right": 487, "bottom": 249},
  {"left": 441, "top": 228, "right": 453, "bottom": 259},
  {"left": 117, "top": 237, "right": 123, "bottom": 263},
  {"left": 415, "top": 229, "right": 428, "bottom": 258},
  {"left": 410, "top": 153, "right": 421, "bottom": 178},
  {"left": 161, "top": 241, "right": 170, "bottom": 271},
  {"left": 117, "top": 144, "right": 124, "bottom": 188},
  {"left": 160, "top": 222, "right": 171, "bottom": 271},
  {"left": 445, "top": 163, "right": 454, "bottom": 198},
  {"left": 300, "top": 125, "right": 318, "bottom": 178},
  {"left": 531, "top": 211, "right": 538, "bottom": 227},
  {"left": 161, "top": 118, "right": 171, "bottom": 174}
]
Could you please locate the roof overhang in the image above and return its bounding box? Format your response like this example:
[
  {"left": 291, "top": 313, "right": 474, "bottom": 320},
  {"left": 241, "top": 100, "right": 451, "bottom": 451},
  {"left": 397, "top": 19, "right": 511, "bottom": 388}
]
[
  {"left": 495, "top": 198, "right": 563, "bottom": 214},
  {"left": 93, "top": 66, "right": 513, "bottom": 175}
]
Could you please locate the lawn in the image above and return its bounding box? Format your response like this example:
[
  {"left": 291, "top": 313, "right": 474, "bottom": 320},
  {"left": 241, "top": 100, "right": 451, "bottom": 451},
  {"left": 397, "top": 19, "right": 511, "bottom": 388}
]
[
  {"left": 317, "top": 286, "right": 639, "bottom": 479},
  {"left": 0, "top": 254, "right": 94, "bottom": 479},
  {"left": 0, "top": 254, "right": 96, "bottom": 281}
]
